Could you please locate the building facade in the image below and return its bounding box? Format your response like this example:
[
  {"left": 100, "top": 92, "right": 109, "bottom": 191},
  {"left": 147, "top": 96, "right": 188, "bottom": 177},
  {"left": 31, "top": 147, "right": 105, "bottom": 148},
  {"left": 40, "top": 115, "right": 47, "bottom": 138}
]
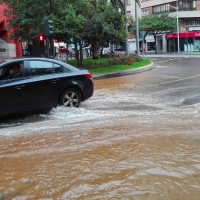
[
  {"left": 126, "top": 0, "right": 142, "bottom": 51},
  {"left": 141, "top": 0, "right": 200, "bottom": 53},
  {"left": 0, "top": 3, "right": 22, "bottom": 58}
]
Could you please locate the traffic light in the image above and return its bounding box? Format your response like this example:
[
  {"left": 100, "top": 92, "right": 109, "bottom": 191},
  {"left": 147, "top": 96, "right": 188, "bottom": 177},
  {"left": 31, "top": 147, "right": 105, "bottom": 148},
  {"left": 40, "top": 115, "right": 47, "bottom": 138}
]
[
  {"left": 44, "top": 19, "right": 53, "bottom": 37},
  {"left": 38, "top": 34, "right": 45, "bottom": 46}
]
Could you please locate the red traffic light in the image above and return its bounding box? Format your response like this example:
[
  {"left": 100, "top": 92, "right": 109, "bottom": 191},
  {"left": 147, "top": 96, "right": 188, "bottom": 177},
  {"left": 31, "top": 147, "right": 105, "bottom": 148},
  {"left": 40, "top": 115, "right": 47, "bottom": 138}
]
[{"left": 38, "top": 34, "right": 45, "bottom": 41}]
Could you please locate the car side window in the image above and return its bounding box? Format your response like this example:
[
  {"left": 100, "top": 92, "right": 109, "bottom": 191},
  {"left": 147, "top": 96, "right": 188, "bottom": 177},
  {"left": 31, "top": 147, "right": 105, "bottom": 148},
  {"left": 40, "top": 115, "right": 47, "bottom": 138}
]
[
  {"left": 0, "top": 61, "right": 24, "bottom": 81},
  {"left": 30, "top": 61, "right": 54, "bottom": 76},
  {"left": 63, "top": 66, "right": 71, "bottom": 73},
  {"left": 54, "top": 63, "right": 63, "bottom": 73}
]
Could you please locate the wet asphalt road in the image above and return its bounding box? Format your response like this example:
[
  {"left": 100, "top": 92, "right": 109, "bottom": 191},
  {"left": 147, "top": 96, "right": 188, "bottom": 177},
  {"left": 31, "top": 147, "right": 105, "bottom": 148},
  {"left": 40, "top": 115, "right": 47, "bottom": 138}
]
[{"left": 1, "top": 57, "right": 200, "bottom": 199}]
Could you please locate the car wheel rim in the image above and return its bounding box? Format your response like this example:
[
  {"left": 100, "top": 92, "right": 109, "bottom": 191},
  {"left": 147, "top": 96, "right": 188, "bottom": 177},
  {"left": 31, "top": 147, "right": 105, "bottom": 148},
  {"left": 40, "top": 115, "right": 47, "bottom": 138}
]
[{"left": 63, "top": 92, "right": 79, "bottom": 107}]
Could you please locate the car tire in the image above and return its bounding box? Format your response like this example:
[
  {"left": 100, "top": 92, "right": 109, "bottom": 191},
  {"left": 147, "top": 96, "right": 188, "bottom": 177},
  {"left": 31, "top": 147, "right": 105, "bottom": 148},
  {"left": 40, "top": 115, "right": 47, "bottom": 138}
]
[{"left": 59, "top": 88, "right": 81, "bottom": 108}]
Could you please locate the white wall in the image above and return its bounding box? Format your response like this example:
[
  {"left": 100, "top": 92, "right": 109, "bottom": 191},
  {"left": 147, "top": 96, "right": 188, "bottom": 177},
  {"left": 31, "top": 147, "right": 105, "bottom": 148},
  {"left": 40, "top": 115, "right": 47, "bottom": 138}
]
[
  {"left": 0, "top": 39, "right": 16, "bottom": 58},
  {"left": 129, "top": 40, "right": 136, "bottom": 52}
]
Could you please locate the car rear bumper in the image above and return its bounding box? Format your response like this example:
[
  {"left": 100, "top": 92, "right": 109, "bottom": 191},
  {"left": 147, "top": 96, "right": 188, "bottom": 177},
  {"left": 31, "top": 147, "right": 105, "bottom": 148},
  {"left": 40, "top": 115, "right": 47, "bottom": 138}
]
[{"left": 82, "top": 79, "right": 94, "bottom": 101}]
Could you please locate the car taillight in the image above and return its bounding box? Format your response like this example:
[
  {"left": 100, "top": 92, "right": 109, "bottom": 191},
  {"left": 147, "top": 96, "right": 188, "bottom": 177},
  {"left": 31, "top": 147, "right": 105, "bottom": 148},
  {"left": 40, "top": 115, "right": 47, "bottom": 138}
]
[{"left": 85, "top": 73, "right": 92, "bottom": 80}]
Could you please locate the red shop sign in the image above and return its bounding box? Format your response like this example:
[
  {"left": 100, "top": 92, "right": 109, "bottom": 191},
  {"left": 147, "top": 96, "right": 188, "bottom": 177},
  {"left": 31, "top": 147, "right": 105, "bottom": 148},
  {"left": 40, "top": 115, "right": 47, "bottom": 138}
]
[
  {"left": 188, "top": 32, "right": 200, "bottom": 37},
  {"left": 166, "top": 33, "right": 186, "bottom": 39},
  {"left": 166, "top": 32, "right": 200, "bottom": 39}
]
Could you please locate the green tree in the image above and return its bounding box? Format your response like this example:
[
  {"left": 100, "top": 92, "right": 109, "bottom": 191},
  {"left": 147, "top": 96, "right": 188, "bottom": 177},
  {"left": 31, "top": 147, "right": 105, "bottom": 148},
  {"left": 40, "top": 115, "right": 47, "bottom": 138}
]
[
  {"left": 84, "top": 3, "right": 127, "bottom": 59},
  {"left": 0, "top": 0, "right": 140, "bottom": 63},
  {"left": 131, "top": 13, "right": 177, "bottom": 53}
]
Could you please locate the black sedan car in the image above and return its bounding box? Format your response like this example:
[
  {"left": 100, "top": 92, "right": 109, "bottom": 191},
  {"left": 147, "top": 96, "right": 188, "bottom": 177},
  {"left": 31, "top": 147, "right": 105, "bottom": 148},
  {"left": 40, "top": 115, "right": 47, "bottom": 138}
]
[{"left": 0, "top": 58, "right": 94, "bottom": 116}]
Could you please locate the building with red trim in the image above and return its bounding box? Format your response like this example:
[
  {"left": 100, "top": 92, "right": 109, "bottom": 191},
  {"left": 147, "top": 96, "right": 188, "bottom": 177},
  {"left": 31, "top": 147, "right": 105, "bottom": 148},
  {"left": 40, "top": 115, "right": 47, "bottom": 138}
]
[
  {"left": 141, "top": 0, "right": 200, "bottom": 53},
  {"left": 0, "top": 3, "right": 22, "bottom": 58}
]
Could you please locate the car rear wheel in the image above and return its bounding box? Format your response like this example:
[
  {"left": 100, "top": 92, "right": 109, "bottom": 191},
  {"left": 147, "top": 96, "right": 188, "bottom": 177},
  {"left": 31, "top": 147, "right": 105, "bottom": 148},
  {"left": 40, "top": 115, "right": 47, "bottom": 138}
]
[{"left": 59, "top": 88, "right": 81, "bottom": 108}]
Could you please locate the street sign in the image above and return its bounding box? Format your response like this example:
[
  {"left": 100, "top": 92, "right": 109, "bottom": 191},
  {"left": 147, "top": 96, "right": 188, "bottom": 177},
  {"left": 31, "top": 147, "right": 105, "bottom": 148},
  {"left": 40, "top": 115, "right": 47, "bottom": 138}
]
[
  {"left": 139, "top": 31, "right": 147, "bottom": 39},
  {"left": 139, "top": 31, "right": 146, "bottom": 59}
]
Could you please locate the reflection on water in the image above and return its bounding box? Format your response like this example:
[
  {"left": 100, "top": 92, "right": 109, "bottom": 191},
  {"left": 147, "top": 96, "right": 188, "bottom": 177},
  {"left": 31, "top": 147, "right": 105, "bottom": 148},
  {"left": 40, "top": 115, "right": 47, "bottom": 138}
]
[
  {"left": 1, "top": 109, "right": 200, "bottom": 199},
  {"left": 1, "top": 71, "right": 200, "bottom": 199}
]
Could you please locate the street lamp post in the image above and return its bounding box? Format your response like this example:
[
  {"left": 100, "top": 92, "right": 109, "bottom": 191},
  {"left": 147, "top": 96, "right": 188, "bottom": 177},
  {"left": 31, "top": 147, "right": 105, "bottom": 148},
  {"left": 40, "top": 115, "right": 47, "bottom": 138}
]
[
  {"left": 124, "top": 0, "right": 129, "bottom": 56},
  {"left": 167, "top": 4, "right": 180, "bottom": 55},
  {"left": 135, "top": 1, "right": 140, "bottom": 55}
]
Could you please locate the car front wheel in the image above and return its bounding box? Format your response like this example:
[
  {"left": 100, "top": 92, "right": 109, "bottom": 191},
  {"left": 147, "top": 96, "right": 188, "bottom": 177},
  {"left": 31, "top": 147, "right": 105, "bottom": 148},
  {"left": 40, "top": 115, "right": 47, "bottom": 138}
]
[{"left": 59, "top": 88, "right": 81, "bottom": 108}]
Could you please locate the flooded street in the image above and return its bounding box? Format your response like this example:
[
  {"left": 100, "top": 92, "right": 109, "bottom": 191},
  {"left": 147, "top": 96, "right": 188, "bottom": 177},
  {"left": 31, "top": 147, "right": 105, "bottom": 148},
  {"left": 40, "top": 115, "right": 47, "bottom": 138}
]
[{"left": 1, "top": 57, "right": 200, "bottom": 199}]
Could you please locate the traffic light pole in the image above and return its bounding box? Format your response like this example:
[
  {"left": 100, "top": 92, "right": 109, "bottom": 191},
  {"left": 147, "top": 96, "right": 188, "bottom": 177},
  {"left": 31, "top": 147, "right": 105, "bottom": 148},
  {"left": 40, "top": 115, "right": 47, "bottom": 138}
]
[
  {"left": 49, "top": 0, "right": 54, "bottom": 58},
  {"left": 44, "top": 19, "right": 53, "bottom": 58},
  {"left": 46, "top": 37, "right": 49, "bottom": 57}
]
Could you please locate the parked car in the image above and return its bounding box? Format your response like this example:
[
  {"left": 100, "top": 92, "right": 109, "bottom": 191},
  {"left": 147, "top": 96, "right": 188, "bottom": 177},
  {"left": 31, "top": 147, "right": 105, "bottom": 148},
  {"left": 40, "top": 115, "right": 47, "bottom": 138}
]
[
  {"left": 0, "top": 57, "right": 94, "bottom": 116},
  {"left": 59, "top": 46, "right": 71, "bottom": 53}
]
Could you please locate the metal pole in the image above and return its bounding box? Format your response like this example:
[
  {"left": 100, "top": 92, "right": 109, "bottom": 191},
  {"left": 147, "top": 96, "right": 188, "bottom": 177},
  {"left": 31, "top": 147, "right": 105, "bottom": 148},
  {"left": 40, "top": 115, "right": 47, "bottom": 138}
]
[
  {"left": 124, "top": 0, "right": 129, "bottom": 56},
  {"left": 135, "top": 1, "right": 140, "bottom": 55},
  {"left": 177, "top": 8, "right": 180, "bottom": 55},
  {"left": 142, "top": 36, "right": 144, "bottom": 58},
  {"left": 49, "top": 0, "right": 54, "bottom": 58},
  {"left": 46, "top": 37, "right": 49, "bottom": 57}
]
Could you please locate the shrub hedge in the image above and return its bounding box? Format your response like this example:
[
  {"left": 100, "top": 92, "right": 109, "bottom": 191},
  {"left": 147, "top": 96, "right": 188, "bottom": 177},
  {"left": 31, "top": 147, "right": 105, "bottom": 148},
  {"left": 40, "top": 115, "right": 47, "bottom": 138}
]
[{"left": 82, "top": 54, "right": 142, "bottom": 69}]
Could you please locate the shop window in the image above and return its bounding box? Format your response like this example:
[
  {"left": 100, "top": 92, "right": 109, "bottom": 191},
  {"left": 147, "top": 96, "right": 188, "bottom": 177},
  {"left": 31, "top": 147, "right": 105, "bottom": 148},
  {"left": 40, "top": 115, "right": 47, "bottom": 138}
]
[{"left": 147, "top": 42, "right": 155, "bottom": 51}]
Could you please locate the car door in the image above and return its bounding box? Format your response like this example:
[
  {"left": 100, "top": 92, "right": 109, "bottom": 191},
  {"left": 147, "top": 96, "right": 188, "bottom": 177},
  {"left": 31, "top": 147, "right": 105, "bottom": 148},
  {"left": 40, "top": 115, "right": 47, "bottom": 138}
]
[
  {"left": 24, "top": 60, "right": 64, "bottom": 109},
  {"left": 0, "top": 61, "right": 29, "bottom": 114}
]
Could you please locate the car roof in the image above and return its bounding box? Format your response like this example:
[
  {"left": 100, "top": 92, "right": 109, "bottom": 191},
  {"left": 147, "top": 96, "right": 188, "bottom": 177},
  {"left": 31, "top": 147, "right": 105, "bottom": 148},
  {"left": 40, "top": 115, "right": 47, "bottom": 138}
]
[{"left": 0, "top": 57, "right": 79, "bottom": 71}]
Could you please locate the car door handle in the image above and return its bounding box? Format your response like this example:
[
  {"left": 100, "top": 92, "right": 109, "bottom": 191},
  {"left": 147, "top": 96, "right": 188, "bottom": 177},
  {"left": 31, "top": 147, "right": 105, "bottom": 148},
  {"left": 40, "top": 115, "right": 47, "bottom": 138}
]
[
  {"left": 51, "top": 79, "right": 59, "bottom": 83},
  {"left": 15, "top": 85, "right": 24, "bottom": 89}
]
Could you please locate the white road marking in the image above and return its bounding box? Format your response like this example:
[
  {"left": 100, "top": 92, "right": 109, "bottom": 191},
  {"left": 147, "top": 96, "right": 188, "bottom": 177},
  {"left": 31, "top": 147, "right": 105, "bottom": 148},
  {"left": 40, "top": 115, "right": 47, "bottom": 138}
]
[
  {"left": 160, "top": 74, "right": 200, "bottom": 85},
  {"left": 158, "top": 58, "right": 178, "bottom": 64}
]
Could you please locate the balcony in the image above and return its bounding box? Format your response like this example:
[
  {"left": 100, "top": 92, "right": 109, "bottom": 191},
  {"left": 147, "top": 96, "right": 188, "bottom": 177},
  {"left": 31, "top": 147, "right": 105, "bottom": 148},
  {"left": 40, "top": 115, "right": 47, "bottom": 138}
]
[
  {"left": 153, "top": 7, "right": 196, "bottom": 15},
  {"left": 169, "top": 10, "right": 200, "bottom": 18},
  {"left": 169, "top": 7, "right": 196, "bottom": 12},
  {"left": 179, "top": 7, "right": 196, "bottom": 11}
]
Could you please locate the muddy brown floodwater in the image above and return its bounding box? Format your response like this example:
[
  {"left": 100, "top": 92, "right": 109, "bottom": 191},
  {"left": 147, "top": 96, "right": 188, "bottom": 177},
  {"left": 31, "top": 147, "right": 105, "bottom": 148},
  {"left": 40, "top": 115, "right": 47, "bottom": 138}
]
[{"left": 1, "top": 58, "right": 200, "bottom": 199}]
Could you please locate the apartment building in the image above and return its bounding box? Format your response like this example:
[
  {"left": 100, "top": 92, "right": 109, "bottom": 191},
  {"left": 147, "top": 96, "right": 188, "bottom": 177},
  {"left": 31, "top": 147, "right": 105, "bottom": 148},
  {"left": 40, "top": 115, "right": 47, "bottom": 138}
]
[{"left": 141, "top": 0, "right": 200, "bottom": 53}]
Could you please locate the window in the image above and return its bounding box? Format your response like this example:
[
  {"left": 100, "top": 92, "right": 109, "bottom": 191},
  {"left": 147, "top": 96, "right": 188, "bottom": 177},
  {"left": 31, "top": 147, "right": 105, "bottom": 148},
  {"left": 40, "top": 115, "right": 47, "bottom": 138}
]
[
  {"left": 0, "top": 61, "right": 24, "bottom": 81},
  {"left": 184, "top": 18, "right": 195, "bottom": 26},
  {"left": 30, "top": 61, "right": 66, "bottom": 76},
  {"left": 30, "top": 61, "right": 54, "bottom": 76},
  {"left": 54, "top": 63, "right": 63, "bottom": 73},
  {"left": 196, "top": 18, "right": 200, "bottom": 25},
  {"left": 142, "top": 9, "right": 149, "bottom": 16},
  {"left": 127, "top": 0, "right": 131, "bottom": 5},
  {"left": 127, "top": 11, "right": 131, "bottom": 17}
]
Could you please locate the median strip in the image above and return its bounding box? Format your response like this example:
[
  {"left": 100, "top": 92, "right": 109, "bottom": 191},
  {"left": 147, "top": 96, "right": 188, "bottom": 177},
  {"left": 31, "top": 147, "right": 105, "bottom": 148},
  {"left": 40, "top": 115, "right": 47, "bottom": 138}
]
[{"left": 68, "top": 55, "right": 153, "bottom": 79}]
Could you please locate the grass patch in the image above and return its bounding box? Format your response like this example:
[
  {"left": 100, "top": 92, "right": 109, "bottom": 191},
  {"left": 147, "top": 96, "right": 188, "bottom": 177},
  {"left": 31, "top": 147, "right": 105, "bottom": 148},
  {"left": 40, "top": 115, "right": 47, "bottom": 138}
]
[
  {"left": 67, "top": 58, "right": 109, "bottom": 67},
  {"left": 89, "top": 59, "right": 151, "bottom": 75}
]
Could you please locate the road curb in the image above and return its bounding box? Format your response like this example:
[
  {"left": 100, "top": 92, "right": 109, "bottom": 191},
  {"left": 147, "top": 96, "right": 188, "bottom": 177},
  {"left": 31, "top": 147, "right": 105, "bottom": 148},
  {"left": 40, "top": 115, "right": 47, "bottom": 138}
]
[{"left": 93, "top": 62, "right": 154, "bottom": 80}]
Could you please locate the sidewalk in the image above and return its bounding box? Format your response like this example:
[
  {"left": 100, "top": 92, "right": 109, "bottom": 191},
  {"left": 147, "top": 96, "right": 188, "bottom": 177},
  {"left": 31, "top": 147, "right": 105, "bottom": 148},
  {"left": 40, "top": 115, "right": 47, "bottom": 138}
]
[
  {"left": 142, "top": 51, "right": 200, "bottom": 58},
  {"left": 110, "top": 50, "right": 200, "bottom": 58}
]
